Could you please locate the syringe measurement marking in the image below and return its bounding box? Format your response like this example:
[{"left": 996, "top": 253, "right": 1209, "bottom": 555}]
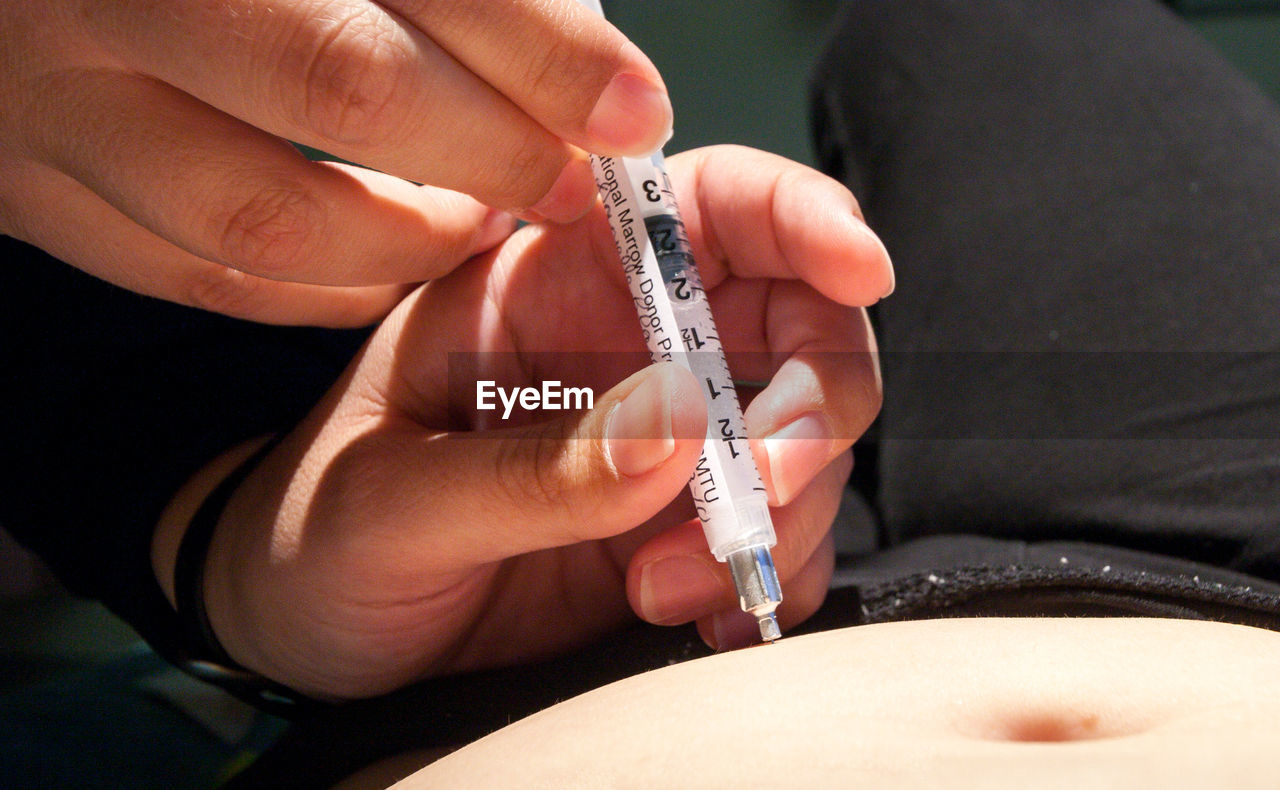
[
  {"left": 638, "top": 162, "right": 754, "bottom": 473},
  {"left": 682, "top": 327, "right": 707, "bottom": 350},
  {"left": 597, "top": 158, "right": 677, "bottom": 361},
  {"left": 578, "top": 0, "right": 780, "bottom": 637},
  {"left": 595, "top": 154, "right": 769, "bottom": 539}
]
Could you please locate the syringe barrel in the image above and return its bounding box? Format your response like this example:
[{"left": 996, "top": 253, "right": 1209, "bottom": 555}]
[
  {"left": 590, "top": 152, "right": 778, "bottom": 562},
  {"left": 576, "top": 0, "right": 782, "bottom": 631}
]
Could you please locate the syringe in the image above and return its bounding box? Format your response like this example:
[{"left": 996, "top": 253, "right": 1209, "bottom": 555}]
[{"left": 577, "top": 0, "right": 783, "bottom": 643}]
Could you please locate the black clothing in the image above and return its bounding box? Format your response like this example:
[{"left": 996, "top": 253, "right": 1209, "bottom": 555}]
[
  {"left": 809, "top": 0, "right": 1280, "bottom": 619},
  {"left": 4, "top": 0, "right": 1280, "bottom": 785},
  {"left": 0, "top": 257, "right": 367, "bottom": 669}
]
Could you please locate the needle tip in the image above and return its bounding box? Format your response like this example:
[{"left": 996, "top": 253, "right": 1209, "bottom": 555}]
[{"left": 758, "top": 611, "right": 782, "bottom": 642}]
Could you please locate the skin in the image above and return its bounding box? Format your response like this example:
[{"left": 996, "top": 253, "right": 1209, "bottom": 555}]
[
  {"left": 394, "top": 617, "right": 1280, "bottom": 790},
  {"left": 0, "top": 0, "right": 674, "bottom": 325},
  {"left": 151, "top": 146, "right": 894, "bottom": 699}
]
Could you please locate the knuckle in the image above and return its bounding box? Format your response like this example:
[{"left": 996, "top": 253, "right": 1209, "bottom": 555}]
[
  {"left": 493, "top": 420, "right": 571, "bottom": 510},
  {"left": 520, "top": 36, "right": 592, "bottom": 121},
  {"left": 287, "top": 9, "right": 414, "bottom": 146},
  {"left": 486, "top": 128, "right": 560, "bottom": 210},
  {"left": 214, "top": 181, "right": 321, "bottom": 278},
  {"left": 212, "top": 180, "right": 322, "bottom": 279},
  {"left": 492, "top": 419, "right": 601, "bottom": 536}
]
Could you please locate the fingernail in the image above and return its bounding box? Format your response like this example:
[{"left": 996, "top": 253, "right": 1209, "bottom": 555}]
[
  {"left": 763, "top": 413, "right": 833, "bottom": 505},
  {"left": 473, "top": 208, "right": 516, "bottom": 252},
  {"left": 530, "top": 157, "right": 597, "bottom": 224},
  {"left": 862, "top": 223, "right": 895, "bottom": 298},
  {"left": 606, "top": 371, "right": 676, "bottom": 477},
  {"left": 638, "top": 555, "right": 723, "bottom": 624},
  {"left": 586, "top": 67, "right": 673, "bottom": 155},
  {"left": 880, "top": 246, "right": 896, "bottom": 298},
  {"left": 712, "top": 608, "right": 762, "bottom": 651}
]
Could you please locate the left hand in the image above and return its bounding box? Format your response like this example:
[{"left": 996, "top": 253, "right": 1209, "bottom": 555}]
[
  {"left": 0, "top": 0, "right": 671, "bottom": 325},
  {"left": 175, "top": 145, "right": 891, "bottom": 698}
]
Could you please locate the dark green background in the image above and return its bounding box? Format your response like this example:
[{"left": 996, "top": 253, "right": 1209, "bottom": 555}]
[{"left": 606, "top": 1, "right": 1280, "bottom": 166}]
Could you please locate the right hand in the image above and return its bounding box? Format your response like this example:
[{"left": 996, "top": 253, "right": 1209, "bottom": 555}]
[
  {"left": 0, "top": 0, "right": 672, "bottom": 326},
  {"left": 153, "top": 147, "right": 890, "bottom": 699}
]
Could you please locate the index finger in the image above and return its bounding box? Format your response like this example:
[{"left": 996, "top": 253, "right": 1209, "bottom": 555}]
[
  {"left": 84, "top": 0, "right": 669, "bottom": 214},
  {"left": 393, "top": 0, "right": 672, "bottom": 156},
  {"left": 666, "top": 146, "right": 895, "bottom": 306}
]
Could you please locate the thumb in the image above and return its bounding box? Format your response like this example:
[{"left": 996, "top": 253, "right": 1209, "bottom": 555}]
[{"left": 396, "top": 362, "right": 707, "bottom": 566}]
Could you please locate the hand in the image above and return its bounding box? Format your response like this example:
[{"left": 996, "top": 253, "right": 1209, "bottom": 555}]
[
  {"left": 0, "top": 0, "right": 671, "bottom": 325},
  {"left": 154, "top": 146, "right": 892, "bottom": 699}
]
